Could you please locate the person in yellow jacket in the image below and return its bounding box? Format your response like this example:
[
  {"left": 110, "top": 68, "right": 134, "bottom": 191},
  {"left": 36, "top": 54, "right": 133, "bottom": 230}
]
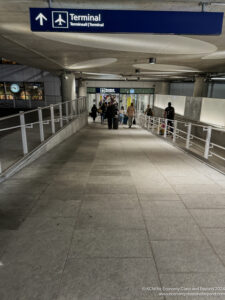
[{"left": 127, "top": 103, "right": 135, "bottom": 128}]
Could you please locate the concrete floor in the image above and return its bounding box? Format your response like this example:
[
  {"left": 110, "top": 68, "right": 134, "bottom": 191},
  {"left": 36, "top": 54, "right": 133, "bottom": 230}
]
[{"left": 0, "top": 121, "right": 225, "bottom": 300}]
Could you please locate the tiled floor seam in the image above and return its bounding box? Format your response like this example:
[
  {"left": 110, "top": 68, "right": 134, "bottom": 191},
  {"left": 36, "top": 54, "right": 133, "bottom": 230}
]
[
  {"left": 125, "top": 130, "right": 167, "bottom": 300},
  {"left": 136, "top": 191, "right": 167, "bottom": 300},
  {"left": 54, "top": 189, "right": 86, "bottom": 300},
  {"left": 130, "top": 128, "right": 225, "bottom": 275},
  {"left": 181, "top": 197, "right": 225, "bottom": 271}
]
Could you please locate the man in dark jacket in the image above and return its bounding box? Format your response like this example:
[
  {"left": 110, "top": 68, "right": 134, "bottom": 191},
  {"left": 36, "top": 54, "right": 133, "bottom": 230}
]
[
  {"left": 100, "top": 102, "right": 107, "bottom": 124},
  {"left": 164, "top": 102, "right": 175, "bottom": 134},
  {"left": 106, "top": 102, "right": 116, "bottom": 129},
  {"left": 145, "top": 105, "right": 153, "bottom": 117}
]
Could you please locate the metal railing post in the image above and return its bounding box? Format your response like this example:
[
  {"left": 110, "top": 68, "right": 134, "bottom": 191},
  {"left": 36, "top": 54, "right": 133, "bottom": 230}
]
[
  {"left": 38, "top": 107, "right": 44, "bottom": 142},
  {"left": 173, "top": 120, "right": 177, "bottom": 143},
  {"left": 50, "top": 104, "right": 55, "bottom": 134},
  {"left": 70, "top": 100, "right": 75, "bottom": 118},
  {"left": 147, "top": 116, "right": 150, "bottom": 130},
  {"left": 164, "top": 119, "right": 168, "bottom": 138},
  {"left": 19, "top": 111, "right": 28, "bottom": 155},
  {"left": 186, "top": 122, "right": 192, "bottom": 150},
  {"left": 59, "top": 103, "right": 63, "bottom": 128},
  {"left": 152, "top": 117, "right": 155, "bottom": 131},
  {"left": 65, "top": 102, "right": 69, "bottom": 123},
  {"left": 204, "top": 126, "right": 212, "bottom": 159},
  {"left": 82, "top": 97, "right": 85, "bottom": 112},
  {"left": 157, "top": 118, "right": 160, "bottom": 135}
]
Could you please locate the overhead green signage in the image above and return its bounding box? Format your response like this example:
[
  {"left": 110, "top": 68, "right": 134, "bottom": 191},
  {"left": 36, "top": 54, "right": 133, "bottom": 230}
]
[
  {"left": 87, "top": 87, "right": 155, "bottom": 94},
  {"left": 120, "top": 88, "right": 155, "bottom": 94},
  {"left": 87, "top": 87, "right": 96, "bottom": 93}
]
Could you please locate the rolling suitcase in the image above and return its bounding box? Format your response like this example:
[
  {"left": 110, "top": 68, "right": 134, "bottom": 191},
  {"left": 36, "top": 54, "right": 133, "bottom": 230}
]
[{"left": 113, "top": 117, "right": 119, "bottom": 129}]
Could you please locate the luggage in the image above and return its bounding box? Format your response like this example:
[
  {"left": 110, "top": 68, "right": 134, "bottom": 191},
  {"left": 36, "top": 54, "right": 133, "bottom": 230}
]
[
  {"left": 123, "top": 115, "right": 128, "bottom": 125},
  {"left": 113, "top": 117, "right": 119, "bottom": 129}
]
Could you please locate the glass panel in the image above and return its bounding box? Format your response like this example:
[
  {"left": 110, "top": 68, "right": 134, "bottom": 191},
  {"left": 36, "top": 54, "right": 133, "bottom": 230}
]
[
  {"left": 0, "top": 82, "right": 5, "bottom": 100},
  {"left": 5, "top": 82, "right": 25, "bottom": 100},
  {"left": 25, "top": 83, "right": 44, "bottom": 101}
]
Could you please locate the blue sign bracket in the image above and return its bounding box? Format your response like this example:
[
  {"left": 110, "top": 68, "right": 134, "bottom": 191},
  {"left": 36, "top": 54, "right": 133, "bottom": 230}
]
[{"left": 30, "top": 8, "right": 224, "bottom": 35}]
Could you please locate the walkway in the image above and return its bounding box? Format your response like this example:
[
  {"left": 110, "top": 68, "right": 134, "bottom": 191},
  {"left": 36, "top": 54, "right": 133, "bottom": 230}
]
[{"left": 0, "top": 121, "right": 225, "bottom": 300}]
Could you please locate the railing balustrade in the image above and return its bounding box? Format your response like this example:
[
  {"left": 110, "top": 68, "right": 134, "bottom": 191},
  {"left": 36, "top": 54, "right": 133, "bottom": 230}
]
[
  {"left": 0, "top": 97, "right": 87, "bottom": 174},
  {"left": 138, "top": 113, "right": 225, "bottom": 163}
]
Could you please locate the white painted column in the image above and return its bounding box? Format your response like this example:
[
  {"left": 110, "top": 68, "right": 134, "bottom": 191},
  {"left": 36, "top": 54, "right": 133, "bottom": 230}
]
[
  {"left": 161, "top": 82, "right": 170, "bottom": 95},
  {"left": 78, "top": 80, "right": 87, "bottom": 97},
  {"left": 61, "top": 73, "right": 76, "bottom": 115}
]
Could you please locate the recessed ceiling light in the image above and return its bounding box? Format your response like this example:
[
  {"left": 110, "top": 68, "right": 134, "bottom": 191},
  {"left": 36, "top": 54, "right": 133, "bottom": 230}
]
[
  {"left": 133, "top": 64, "right": 200, "bottom": 73},
  {"left": 139, "top": 72, "right": 180, "bottom": 75},
  {"left": 211, "top": 77, "right": 225, "bottom": 80},
  {"left": 82, "top": 72, "right": 122, "bottom": 78},
  {"left": 149, "top": 58, "right": 156, "bottom": 64},
  {"left": 66, "top": 58, "right": 117, "bottom": 70}
]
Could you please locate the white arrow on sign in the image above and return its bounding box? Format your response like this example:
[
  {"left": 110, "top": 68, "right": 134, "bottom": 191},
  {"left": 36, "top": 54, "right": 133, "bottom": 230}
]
[{"left": 35, "top": 13, "right": 47, "bottom": 26}]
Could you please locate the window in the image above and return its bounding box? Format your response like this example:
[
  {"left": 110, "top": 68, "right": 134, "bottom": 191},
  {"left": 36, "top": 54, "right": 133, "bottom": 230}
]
[
  {"left": 24, "top": 83, "right": 44, "bottom": 101},
  {"left": 0, "top": 82, "right": 5, "bottom": 100},
  {"left": 0, "top": 82, "right": 44, "bottom": 101}
]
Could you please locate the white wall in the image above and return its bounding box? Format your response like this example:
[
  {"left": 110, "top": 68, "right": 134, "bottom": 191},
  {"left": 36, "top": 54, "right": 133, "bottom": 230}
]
[
  {"left": 200, "top": 97, "right": 225, "bottom": 127},
  {"left": 154, "top": 94, "right": 186, "bottom": 116}
]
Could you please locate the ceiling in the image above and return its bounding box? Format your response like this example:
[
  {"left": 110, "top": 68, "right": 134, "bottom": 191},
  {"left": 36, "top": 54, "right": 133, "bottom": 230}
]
[{"left": 1, "top": 0, "right": 225, "bottom": 81}]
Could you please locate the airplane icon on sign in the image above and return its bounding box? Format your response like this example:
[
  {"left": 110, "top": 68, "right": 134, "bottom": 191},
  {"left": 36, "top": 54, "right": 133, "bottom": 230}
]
[
  {"left": 52, "top": 11, "right": 69, "bottom": 28},
  {"left": 55, "top": 14, "right": 66, "bottom": 26}
]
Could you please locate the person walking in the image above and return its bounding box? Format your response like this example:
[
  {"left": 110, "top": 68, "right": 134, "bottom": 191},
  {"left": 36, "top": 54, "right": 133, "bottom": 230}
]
[
  {"left": 100, "top": 102, "right": 107, "bottom": 124},
  {"left": 113, "top": 102, "right": 119, "bottom": 129},
  {"left": 145, "top": 104, "right": 153, "bottom": 117},
  {"left": 91, "top": 104, "right": 98, "bottom": 122},
  {"left": 127, "top": 102, "right": 135, "bottom": 128},
  {"left": 164, "top": 102, "right": 175, "bottom": 134},
  {"left": 119, "top": 106, "right": 125, "bottom": 125},
  {"left": 106, "top": 102, "right": 114, "bottom": 129}
]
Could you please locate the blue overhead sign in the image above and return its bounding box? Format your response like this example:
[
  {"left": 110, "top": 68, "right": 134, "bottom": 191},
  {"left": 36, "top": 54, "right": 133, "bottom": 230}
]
[{"left": 30, "top": 8, "right": 223, "bottom": 35}]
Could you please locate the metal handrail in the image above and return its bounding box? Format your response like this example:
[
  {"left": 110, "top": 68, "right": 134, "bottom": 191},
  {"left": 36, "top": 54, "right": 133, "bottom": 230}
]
[
  {"left": 0, "top": 97, "right": 88, "bottom": 174},
  {"left": 138, "top": 113, "right": 225, "bottom": 162}
]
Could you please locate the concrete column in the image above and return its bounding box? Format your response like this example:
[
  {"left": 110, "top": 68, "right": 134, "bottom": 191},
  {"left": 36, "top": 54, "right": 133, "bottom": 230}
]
[
  {"left": 193, "top": 76, "right": 208, "bottom": 97},
  {"left": 78, "top": 80, "right": 87, "bottom": 97},
  {"left": 61, "top": 73, "right": 76, "bottom": 102},
  {"left": 155, "top": 82, "right": 170, "bottom": 95},
  {"left": 61, "top": 73, "right": 76, "bottom": 114},
  {"left": 161, "top": 82, "right": 170, "bottom": 95}
]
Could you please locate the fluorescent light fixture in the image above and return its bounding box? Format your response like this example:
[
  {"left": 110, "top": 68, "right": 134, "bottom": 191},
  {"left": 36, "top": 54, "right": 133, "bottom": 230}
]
[
  {"left": 211, "top": 77, "right": 225, "bottom": 80},
  {"left": 82, "top": 72, "right": 122, "bottom": 78},
  {"left": 211, "top": 2, "right": 225, "bottom": 6},
  {"left": 133, "top": 63, "right": 200, "bottom": 72}
]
